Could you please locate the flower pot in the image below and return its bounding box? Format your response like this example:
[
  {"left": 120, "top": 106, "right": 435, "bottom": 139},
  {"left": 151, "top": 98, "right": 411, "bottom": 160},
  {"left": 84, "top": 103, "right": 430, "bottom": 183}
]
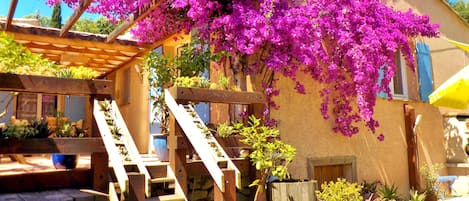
[
  {"left": 425, "top": 193, "right": 438, "bottom": 201},
  {"left": 51, "top": 154, "right": 78, "bottom": 169},
  {"left": 153, "top": 134, "right": 169, "bottom": 162},
  {"left": 268, "top": 180, "right": 318, "bottom": 201}
]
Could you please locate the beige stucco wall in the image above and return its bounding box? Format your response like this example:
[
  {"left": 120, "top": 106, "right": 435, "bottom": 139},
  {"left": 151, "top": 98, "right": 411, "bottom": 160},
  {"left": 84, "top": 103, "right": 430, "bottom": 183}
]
[
  {"left": 271, "top": 72, "right": 447, "bottom": 195},
  {"left": 111, "top": 34, "right": 191, "bottom": 153},
  {"left": 109, "top": 61, "right": 150, "bottom": 153},
  {"left": 390, "top": 0, "right": 469, "bottom": 114}
]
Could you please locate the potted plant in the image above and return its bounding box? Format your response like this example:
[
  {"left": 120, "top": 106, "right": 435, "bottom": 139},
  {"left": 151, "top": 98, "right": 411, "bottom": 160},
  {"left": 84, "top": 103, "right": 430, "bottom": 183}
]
[
  {"left": 217, "top": 115, "right": 296, "bottom": 201},
  {"left": 377, "top": 184, "right": 402, "bottom": 201},
  {"left": 50, "top": 112, "right": 86, "bottom": 169},
  {"left": 2, "top": 116, "right": 52, "bottom": 139},
  {"left": 419, "top": 163, "right": 443, "bottom": 201},
  {"left": 360, "top": 180, "right": 380, "bottom": 200}
]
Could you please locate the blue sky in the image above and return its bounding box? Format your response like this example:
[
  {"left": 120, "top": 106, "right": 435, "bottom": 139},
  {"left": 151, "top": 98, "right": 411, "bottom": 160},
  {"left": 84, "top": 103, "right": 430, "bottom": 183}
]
[{"left": 0, "top": 0, "right": 100, "bottom": 21}]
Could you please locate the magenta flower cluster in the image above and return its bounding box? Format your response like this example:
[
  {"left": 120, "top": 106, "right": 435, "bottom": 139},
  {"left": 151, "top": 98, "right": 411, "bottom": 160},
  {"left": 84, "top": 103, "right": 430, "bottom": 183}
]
[{"left": 48, "top": 0, "right": 439, "bottom": 140}]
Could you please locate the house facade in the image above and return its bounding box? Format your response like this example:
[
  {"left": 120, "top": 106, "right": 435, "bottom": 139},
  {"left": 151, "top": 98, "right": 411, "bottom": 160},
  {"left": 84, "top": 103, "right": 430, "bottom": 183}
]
[
  {"left": 109, "top": 0, "right": 469, "bottom": 195},
  {"left": 264, "top": 0, "right": 469, "bottom": 195}
]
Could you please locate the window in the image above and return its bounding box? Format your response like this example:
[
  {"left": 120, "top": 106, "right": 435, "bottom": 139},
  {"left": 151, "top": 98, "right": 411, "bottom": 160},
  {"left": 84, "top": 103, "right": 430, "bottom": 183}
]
[
  {"left": 391, "top": 52, "right": 408, "bottom": 99},
  {"left": 377, "top": 51, "right": 408, "bottom": 99},
  {"left": 16, "top": 93, "right": 57, "bottom": 121}
]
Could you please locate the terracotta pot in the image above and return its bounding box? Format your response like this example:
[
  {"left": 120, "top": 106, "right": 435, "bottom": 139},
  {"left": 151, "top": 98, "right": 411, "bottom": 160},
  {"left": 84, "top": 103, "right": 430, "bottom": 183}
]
[{"left": 425, "top": 193, "right": 438, "bottom": 201}]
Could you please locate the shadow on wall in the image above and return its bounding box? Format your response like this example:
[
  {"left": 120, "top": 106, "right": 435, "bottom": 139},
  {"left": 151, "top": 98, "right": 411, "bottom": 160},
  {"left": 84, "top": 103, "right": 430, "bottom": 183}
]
[{"left": 444, "top": 116, "right": 468, "bottom": 163}]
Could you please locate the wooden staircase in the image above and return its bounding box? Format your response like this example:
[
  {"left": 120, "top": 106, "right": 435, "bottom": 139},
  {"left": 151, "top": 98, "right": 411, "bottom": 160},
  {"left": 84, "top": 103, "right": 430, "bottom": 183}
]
[
  {"left": 94, "top": 99, "right": 186, "bottom": 201},
  {"left": 164, "top": 89, "right": 241, "bottom": 193}
]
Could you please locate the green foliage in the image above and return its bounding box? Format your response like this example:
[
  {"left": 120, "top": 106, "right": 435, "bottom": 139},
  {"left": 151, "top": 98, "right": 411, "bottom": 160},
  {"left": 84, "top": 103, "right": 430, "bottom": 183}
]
[
  {"left": 50, "top": 4, "right": 62, "bottom": 28},
  {"left": 409, "top": 189, "right": 426, "bottom": 201},
  {"left": 144, "top": 38, "right": 213, "bottom": 134},
  {"left": 173, "top": 76, "right": 211, "bottom": 88},
  {"left": 38, "top": 16, "right": 51, "bottom": 27},
  {"left": 0, "top": 32, "right": 99, "bottom": 79},
  {"left": 71, "top": 17, "right": 118, "bottom": 34},
  {"left": 218, "top": 74, "right": 230, "bottom": 90},
  {"left": 361, "top": 180, "right": 380, "bottom": 195},
  {"left": 3, "top": 118, "right": 38, "bottom": 139},
  {"left": 2, "top": 117, "right": 51, "bottom": 139},
  {"left": 29, "top": 120, "right": 52, "bottom": 138},
  {"left": 218, "top": 115, "right": 296, "bottom": 199},
  {"left": 377, "top": 184, "right": 401, "bottom": 201},
  {"left": 419, "top": 163, "right": 443, "bottom": 198},
  {"left": 0, "top": 31, "right": 59, "bottom": 76},
  {"left": 54, "top": 112, "right": 85, "bottom": 138},
  {"left": 315, "top": 178, "right": 363, "bottom": 201},
  {"left": 56, "top": 66, "right": 99, "bottom": 79},
  {"left": 361, "top": 180, "right": 380, "bottom": 200},
  {"left": 216, "top": 123, "right": 236, "bottom": 137},
  {"left": 447, "top": 0, "right": 469, "bottom": 24},
  {"left": 232, "top": 116, "right": 296, "bottom": 180}
]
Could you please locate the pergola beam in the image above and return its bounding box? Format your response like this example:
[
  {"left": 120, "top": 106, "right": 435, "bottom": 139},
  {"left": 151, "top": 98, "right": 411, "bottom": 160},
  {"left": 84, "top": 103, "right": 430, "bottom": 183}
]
[
  {"left": 60, "top": 0, "right": 93, "bottom": 37},
  {"left": 106, "top": 0, "right": 160, "bottom": 43},
  {"left": 5, "top": 0, "right": 18, "bottom": 31}
]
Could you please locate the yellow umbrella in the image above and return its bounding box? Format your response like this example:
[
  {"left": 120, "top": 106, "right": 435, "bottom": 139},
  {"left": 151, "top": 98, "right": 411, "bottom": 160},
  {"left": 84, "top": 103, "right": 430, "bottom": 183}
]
[
  {"left": 429, "top": 65, "right": 469, "bottom": 109},
  {"left": 446, "top": 38, "right": 469, "bottom": 53}
]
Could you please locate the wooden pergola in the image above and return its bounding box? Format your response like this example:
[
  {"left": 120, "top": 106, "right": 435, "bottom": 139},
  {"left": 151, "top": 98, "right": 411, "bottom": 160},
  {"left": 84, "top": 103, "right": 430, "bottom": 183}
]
[{"left": 1, "top": 0, "right": 162, "bottom": 76}]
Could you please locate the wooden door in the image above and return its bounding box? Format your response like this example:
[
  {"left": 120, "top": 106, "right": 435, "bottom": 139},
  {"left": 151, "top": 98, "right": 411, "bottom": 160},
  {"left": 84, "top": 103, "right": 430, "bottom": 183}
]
[{"left": 314, "top": 164, "right": 349, "bottom": 189}]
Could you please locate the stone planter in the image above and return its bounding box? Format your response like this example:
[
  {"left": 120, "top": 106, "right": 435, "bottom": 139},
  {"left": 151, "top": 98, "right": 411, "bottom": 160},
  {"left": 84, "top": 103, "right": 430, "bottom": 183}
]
[{"left": 268, "top": 180, "right": 318, "bottom": 201}]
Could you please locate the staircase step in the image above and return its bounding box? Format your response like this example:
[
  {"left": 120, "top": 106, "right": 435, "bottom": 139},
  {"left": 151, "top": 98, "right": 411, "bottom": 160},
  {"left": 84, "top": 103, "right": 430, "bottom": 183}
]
[
  {"left": 151, "top": 177, "right": 175, "bottom": 184},
  {"left": 158, "top": 194, "right": 185, "bottom": 201}
]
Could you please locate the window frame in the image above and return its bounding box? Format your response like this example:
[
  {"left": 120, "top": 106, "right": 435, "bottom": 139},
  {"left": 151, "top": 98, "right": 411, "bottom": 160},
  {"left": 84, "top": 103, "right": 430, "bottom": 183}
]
[{"left": 390, "top": 52, "right": 409, "bottom": 100}]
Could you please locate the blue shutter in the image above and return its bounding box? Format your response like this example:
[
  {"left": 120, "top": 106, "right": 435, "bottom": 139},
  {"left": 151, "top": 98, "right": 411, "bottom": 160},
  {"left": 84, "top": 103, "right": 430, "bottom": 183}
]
[{"left": 416, "top": 42, "right": 434, "bottom": 102}]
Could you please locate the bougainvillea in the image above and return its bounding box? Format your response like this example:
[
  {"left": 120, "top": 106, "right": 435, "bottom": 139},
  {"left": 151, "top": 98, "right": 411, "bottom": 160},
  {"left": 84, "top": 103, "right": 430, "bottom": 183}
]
[{"left": 47, "top": 0, "right": 439, "bottom": 140}]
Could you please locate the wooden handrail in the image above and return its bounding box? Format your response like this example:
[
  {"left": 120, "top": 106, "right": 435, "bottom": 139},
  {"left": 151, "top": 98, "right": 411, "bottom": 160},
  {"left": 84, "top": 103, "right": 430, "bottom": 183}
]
[
  {"left": 93, "top": 100, "right": 129, "bottom": 194},
  {"left": 110, "top": 100, "right": 152, "bottom": 197},
  {"left": 165, "top": 89, "right": 241, "bottom": 192}
]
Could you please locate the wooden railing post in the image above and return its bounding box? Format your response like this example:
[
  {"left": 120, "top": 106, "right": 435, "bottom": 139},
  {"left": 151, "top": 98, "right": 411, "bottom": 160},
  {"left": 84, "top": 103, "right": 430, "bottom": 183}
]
[
  {"left": 214, "top": 169, "right": 236, "bottom": 201},
  {"left": 91, "top": 152, "right": 108, "bottom": 193},
  {"left": 169, "top": 113, "right": 188, "bottom": 196},
  {"left": 128, "top": 173, "right": 145, "bottom": 201}
]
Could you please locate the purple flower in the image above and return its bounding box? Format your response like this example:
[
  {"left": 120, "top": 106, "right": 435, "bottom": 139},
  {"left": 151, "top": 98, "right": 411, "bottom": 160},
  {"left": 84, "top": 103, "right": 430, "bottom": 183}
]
[{"left": 377, "top": 134, "right": 385, "bottom": 141}]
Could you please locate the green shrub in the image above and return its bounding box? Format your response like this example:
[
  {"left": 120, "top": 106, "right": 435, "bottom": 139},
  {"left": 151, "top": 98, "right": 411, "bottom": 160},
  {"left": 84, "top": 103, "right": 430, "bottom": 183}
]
[
  {"left": 315, "top": 178, "right": 363, "bottom": 201},
  {"left": 419, "top": 163, "right": 443, "bottom": 199},
  {"left": 0, "top": 31, "right": 99, "bottom": 79}
]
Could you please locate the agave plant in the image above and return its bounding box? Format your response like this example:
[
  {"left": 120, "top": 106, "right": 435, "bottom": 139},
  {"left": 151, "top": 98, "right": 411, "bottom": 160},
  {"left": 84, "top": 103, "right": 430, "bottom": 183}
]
[{"left": 409, "top": 189, "right": 426, "bottom": 201}]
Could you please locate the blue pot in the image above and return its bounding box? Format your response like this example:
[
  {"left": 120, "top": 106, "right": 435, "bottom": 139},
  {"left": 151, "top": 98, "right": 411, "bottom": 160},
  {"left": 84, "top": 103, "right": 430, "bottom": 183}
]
[
  {"left": 52, "top": 154, "right": 78, "bottom": 169},
  {"left": 153, "top": 135, "right": 169, "bottom": 162}
]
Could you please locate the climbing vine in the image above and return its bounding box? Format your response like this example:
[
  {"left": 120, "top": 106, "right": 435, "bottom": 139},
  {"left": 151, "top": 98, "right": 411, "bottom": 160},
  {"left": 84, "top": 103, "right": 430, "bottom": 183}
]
[{"left": 48, "top": 0, "right": 440, "bottom": 139}]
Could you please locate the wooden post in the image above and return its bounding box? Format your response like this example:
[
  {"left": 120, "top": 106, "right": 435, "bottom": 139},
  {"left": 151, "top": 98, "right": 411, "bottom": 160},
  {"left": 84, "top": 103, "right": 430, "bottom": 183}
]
[
  {"left": 214, "top": 169, "right": 236, "bottom": 201},
  {"left": 88, "top": 95, "right": 99, "bottom": 137},
  {"left": 128, "top": 173, "right": 145, "bottom": 201},
  {"left": 91, "top": 152, "right": 109, "bottom": 193},
  {"left": 404, "top": 104, "right": 419, "bottom": 190},
  {"left": 168, "top": 114, "right": 188, "bottom": 196}
]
